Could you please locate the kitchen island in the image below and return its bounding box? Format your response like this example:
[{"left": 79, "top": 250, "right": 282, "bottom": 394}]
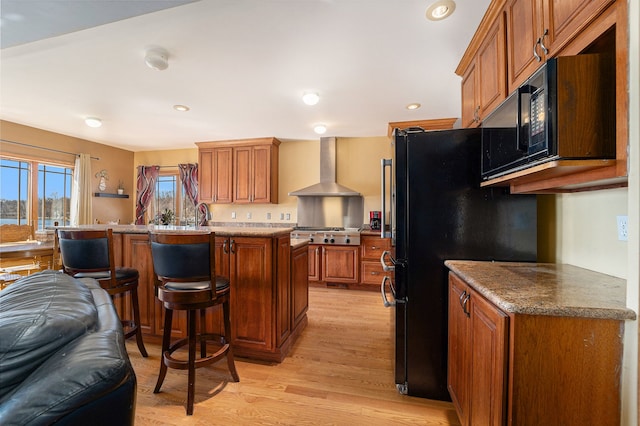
[
  {"left": 445, "top": 261, "right": 635, "bottom": 426},
  {"left": 57, "top": 224, "right": 306, "bottom": 363}
]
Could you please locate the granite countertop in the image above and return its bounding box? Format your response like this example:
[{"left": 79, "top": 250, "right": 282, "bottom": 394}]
[
  {"left": 290, "top": 238, "right": 310, "bottom": 250},
  {"left": 53, "top": 224, "right": 294, "bottom": 238},
  {"left": 445, "top": 260, "right": 636, "bottom": 321}
]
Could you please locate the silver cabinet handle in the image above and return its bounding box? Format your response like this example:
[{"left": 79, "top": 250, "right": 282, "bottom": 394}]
[
  {"left": 539, "top": 29, "right": 549, "bottom": 54},
  {"left": 381, "top": 275, "right": 396, "bottom": 307},
  {"left": 533, "top": 39, "right": 542, "bottom": 62},
  {"left": 380, "top": 250, "right": 395, "bottom": 272}
]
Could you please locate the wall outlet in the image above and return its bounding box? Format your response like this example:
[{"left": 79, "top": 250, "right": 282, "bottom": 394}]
[
  {"left": 280, "top": 213, "right": 284, "bottom": 220},
  {"left": 266, "top": 212, "right": 271, "bottom": 220},
  {"left": 231, "top": 211, "right": 236, "bottom": 219},
  {"left": 285, "top": 213, "right": 291, "bottom": 221},
  {"left": 616, "top": 215, "right": 628, "bottom": 241},
  {"left": 247, "top": 212, "right": 252, "bottom": 219}
]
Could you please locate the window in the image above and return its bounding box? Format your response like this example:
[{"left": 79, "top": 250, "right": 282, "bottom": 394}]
[
  {"left": 37, "top": 164, "right": 73, "bottom": 229},
  {"left": 151, "top": 172, "right": 197, "bottom": 225},
  {"left": 1, "top": 157, "right": 73, "bottom": 229},
  {"left": 0, "top": 158, "right": 29, "bottom": 225}
]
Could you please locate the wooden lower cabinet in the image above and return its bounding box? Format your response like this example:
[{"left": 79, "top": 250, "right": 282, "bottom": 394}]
[
  {"left": 308, "top": 235, "right": 392, "bottom": 291},
  {"left": 359, "top": 235, "right": 392, "bottom": 290},
  {"left": 290, "top": 243, "right": 309, "bottom": 331},
  {"left": 447, "top": 271, "right": 623, "bottom": 426},
  {"left": 119, "top": 231, "right": 306, "bottom": 363}
]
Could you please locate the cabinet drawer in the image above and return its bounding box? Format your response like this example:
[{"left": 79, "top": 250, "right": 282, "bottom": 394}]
[
  {"left": 360, "top": 260, "right": 391, "bottom": 285},
  {"left": 360, "top": 236, "right": 391, "bottom": 260}
]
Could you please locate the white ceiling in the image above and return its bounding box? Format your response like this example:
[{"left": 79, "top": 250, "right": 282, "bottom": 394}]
[{"left": 0, "top": 0, "right": 491, "bottom": 152}]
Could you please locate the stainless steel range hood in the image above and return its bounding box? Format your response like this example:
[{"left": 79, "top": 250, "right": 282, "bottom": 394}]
[{"left": 288, "top": 136, "right": 362, "bottom": 197}]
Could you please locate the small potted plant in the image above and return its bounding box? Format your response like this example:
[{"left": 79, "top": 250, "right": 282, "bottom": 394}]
[
  {"left": 117, "top": 181, "right": 125, "bottom": 195},
  {"left": 153, "top": 209, "right": 175, "bottom": 226}
]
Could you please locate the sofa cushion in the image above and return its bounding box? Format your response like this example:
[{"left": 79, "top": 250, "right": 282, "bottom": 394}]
[{"left": 0, "top": 271, "right": 98, "bottom": 399}]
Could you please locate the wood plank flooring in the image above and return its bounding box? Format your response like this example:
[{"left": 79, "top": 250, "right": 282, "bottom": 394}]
[{"left": 127, "top": 286, "right": 461, "bottom": 425}]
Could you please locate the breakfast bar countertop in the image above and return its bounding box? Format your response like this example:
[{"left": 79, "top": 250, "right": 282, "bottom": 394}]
[
  {"left": 445, "top": 260, "right": 636, "bottom": 321},
  {"left": 52, "top": 224, "right": 294, "bottom": 238}
]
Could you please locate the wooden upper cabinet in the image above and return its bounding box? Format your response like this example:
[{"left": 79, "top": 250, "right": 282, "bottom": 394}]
[
  {"left": 458, "top": 13, "right": 506, "bottom": 128},
  {"left": 198, "top": 146, "right": 232, "bottom": 203},
  {"left": 197, "top": 137, "right": 280, "bottom": 204},
  {"left": 506, "top": 0, "right": 543, "bottom": 92},
  {"left": 506, "top": 0, "right": 615, "bottom": 92}
]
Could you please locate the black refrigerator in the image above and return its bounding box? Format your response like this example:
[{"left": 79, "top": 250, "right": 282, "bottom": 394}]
[{"left": 380, "top": 128, "right": 537, "bottom": 400}]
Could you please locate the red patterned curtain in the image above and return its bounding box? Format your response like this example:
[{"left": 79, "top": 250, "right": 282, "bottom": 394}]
[
  {"left": 178, "top": 163, "right": 198, "bottom": 206},
  {"left": 135, "top": 165, "right": 160, "bottom": 225}
]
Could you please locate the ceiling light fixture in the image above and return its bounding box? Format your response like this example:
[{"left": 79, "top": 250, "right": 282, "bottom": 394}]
[
  {"left": 145, "top": 48, "right": 169, "bottom": 71},
  {"left": 313, "top": 124, "right": 327, "bottom": 135},
  {"left": 173, "top": 104, "right": 190, "bottom": 112},
  {"left": 426, "top": 0, "right": 456, "bottom": 21},
  {"left": 406, "top": 103, "right": 421, "bottom": 110},
  {"left": 302, "top": 92, "right": 320, "bottom": 106},
  {"left": 85, "top": 117, "right": 102, "bottom": 128}
]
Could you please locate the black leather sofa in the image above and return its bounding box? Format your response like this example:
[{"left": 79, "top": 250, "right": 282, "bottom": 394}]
[{"left": 0, "top": 270, "right": 136, "bottom": 425}]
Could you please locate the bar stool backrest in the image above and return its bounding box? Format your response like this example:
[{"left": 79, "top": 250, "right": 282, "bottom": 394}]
[
  {"left": 56, "top": 229, "right": 117, "bottom": 289},
  {"left": 149, "top": 232, "right": 216, "bottom": 289}
]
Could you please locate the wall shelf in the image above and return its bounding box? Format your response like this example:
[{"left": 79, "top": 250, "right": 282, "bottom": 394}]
[{"left": 94, "top": 192, "right": 129, "bottom": 198}]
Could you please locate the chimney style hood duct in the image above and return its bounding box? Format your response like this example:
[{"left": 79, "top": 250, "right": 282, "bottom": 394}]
[{"left": 289, "top": 136, "right": 362, "bottom": 197}]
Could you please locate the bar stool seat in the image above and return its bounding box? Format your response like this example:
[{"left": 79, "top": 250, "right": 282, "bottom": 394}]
[
  {"left": 56, "top": 228, "right": 148, "bottom": 358},
  {"left": 149, "top": 231, "right": 238, "bottom": 416}
]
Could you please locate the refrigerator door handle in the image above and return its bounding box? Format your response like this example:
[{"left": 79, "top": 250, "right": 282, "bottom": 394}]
[
  {"left": 381, "top": 275, "right": 396, "bottom": 307},
  {"left": 381, "top": 159, "right": 392, "bottom": 239},
  {"left": 380, "top": 250, "right": 396, "bottom": 272}
]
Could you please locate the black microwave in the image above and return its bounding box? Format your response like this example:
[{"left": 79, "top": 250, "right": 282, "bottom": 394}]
[{"left": 481, "top": 54, "right": 616, "bottom": 180}]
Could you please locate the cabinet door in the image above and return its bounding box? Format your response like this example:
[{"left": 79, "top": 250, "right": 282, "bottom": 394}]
[
  {"left": 276, "top": 235, "right": 291, "bottom": 347},
  {"left": 251, "top": 145, "right": 272, "bottom": 204},
  {"left": 322, "top": 245, "right": 359, "bottom": 284},
  {"left": 308, "top": 244, "right": 321, "bottom": 282},
  {"left": 448, "top": 273, "right": 471, "bottom": 426},
  {"left": 460, "top": 62, "right": 478, "bottom": 128},
  {"left": 233, "top": 146, "right": 252, "bottom": 203},
  {"left": 229, "top": 237, "right": 273, "bottom": 351},
  {"left": 213, "top": 147, "right": 233, "bottom": 204},
  {"left": 198, "top": 149, "right": 214, "bottom": 202},
  {"left": 291, "top": 244, "right": 309, "bottom": 329},
  {"left": 469, "top": 287, "right": 508, "bottom": 426},
  {"left": 506, "top": 0, "right": 544, "bottom": 92},
  {"left": 542, "top": 0, "right": 614, "bottom": 56},
  {"left": 476, "top": 15, "right": 507, "bottom": 120}
]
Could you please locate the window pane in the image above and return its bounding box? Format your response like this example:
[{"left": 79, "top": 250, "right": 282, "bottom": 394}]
[
  {"left": 0, "top": 158, "right": 30, "bottom": 225},
  {"left": 38, "top": 164, "right": 72, "bottom": 229},
  {"left": 154, "top": 175, "right": 176, "bottom": 224}
]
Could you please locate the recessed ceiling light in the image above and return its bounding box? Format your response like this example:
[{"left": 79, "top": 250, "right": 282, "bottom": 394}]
[
  {"left": 313, "top": 124, "right": 327, "bottom": 134},
  {"left": 85, "top": 117, "right": 102, "bottom": 128},
  {"left": 426, "top": 0, "right": 456, "bottom": 21},
  {"left": 173, "top": 104, "right": 190, "bottom": 112},
  {"left": 302, "top": 92, "right": 320, "bottom": 106},
  {"left": 406, "top": 103, "right": 421, "bottom": 110}
]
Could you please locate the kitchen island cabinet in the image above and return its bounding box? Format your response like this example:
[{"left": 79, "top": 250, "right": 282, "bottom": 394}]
[
  {"left": 66, "top": 224, "right": 305, "bottom": 363},
  {"left": 445, "top": 260, "right": 636, "bottom": 426}
]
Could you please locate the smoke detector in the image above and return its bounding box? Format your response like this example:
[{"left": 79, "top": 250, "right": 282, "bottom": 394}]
[{"left": 145, "top": 48, "right": 169, "bottom": 71}]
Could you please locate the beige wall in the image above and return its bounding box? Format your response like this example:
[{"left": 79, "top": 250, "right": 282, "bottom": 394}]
[{"left": 0, "top": 120, "right": 135, "bottom": 224}]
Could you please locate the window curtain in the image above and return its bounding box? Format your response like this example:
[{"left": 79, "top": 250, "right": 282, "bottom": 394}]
[
  {"left": 135, "top": 165, "right": 160, "bottom": 225},
  {"left": 178, "top": 163, "right": 208, "bottom": 226},
  {"left": 70, "top": 153, "right": 93, "bottom": 225}
]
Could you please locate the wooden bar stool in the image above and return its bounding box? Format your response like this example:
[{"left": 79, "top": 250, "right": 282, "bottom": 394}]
[
  {"left": 149, "top": 231, "right": 239, "bottom": 415},
  {"left": 56, "top": 228, "right": 148, "bottom": 357}
]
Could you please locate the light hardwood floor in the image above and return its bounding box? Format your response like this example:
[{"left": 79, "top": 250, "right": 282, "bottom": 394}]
[{"left": 127, "top": 286, "right": 461, "bottom": 425}]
